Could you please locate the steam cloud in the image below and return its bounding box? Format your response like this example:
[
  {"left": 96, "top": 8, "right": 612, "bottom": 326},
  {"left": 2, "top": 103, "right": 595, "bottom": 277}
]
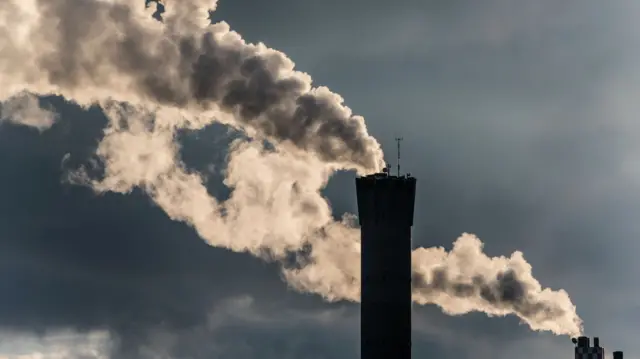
[{"left": 0, "top": 0, "right": 582, "bottom": 337}]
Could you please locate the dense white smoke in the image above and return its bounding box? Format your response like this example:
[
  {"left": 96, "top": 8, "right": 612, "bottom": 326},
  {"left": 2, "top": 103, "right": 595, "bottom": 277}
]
[{"left": 0, "top": 0, "right": 583, "bottom": 337}]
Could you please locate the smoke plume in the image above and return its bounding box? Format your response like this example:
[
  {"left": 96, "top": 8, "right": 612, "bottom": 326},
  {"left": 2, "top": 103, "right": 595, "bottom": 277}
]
[
  {"left": 0, "top": 0, "right": 382, "bottom": 173},
  {"left": 0, "top": 0, "right": 582, "bottom": 337}
]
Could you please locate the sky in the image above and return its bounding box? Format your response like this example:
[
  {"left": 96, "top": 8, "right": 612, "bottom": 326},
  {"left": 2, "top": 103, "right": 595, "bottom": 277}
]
[{"left": 1, "top": 0, "right": 640, "bottom": 358}]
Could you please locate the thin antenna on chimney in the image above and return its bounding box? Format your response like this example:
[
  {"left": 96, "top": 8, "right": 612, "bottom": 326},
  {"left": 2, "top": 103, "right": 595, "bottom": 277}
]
[{"left": 395, "top": 137, "right": 403, "bottom": 176}]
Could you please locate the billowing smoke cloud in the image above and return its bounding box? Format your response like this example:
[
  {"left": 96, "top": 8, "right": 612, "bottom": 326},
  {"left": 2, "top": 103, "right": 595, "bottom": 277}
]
[
  {"left": 411, "top": 235, "right": 581, "bottom": 335},
  {"left": 0, "top": 0, "right": 582, "bottom": 337},
  {"left": 0, "top": 0, "right": 382, "bottom": 173}
]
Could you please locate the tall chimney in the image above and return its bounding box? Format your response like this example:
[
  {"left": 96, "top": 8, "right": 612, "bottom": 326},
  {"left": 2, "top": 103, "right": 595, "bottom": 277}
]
[
  {"left": 613, "top": 351, "right": 623, "bottom": 359},
  {"left": 357, "top": 170, "right": 416, "bottom": 359}
]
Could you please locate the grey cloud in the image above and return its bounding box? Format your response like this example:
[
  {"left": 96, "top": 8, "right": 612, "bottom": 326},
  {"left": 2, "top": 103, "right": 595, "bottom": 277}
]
[
  {"left": 0, "top": 329, "right": 112, "bottom": 359},
  {"left": 118, "top": 295, "right": 359, "bottom": 359}
]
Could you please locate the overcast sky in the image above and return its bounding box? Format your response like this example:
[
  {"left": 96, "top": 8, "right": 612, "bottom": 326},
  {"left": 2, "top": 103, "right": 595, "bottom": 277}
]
[{"left": 1, "top": 0, "right": 640, "bottom": 358}]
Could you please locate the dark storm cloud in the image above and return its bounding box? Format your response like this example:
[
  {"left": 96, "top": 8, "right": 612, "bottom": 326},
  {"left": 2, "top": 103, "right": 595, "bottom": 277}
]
[{"left": 110, "top": 296, "right": 361, "bottom": 359}]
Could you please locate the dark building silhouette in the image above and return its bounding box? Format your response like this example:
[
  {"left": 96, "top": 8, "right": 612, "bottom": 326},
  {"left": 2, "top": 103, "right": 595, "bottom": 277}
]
[
  {"left": 356, "top": 168, "right": 416, "bottom": 359},
  {"left": 572, "top": 336, "right": 623, "bottom": 359},
  {"left": 574, "top": 336, "right": 604, "bottom": 359}
]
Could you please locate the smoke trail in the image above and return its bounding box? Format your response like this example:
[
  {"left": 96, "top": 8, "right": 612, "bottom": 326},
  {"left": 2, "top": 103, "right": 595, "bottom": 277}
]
[
  {"left": 0, "top": 0, "right": 582, "bottom": 337},
  {"left": 411, "top": 235, "right": 581, "bottom": 335}
]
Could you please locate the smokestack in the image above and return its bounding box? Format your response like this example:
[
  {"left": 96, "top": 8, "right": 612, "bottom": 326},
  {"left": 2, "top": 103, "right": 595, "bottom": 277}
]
[
  {"left": 574, "top": 336, "right": 604, "bottom": 359},
  {"left": 613, "top": 351, "right": 623, "bottom": 359},
  {"left": 356, "top": 169, "right": 416, "bottom": 359}
]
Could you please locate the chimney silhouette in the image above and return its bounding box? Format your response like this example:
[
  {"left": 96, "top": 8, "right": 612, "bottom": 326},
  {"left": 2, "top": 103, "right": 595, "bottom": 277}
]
[
  {"left": 572, "top": 336, "right": 624, "bottom": 359},
  {"left": 356, "top": 169, "right": 416, "bottom": 359}
]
